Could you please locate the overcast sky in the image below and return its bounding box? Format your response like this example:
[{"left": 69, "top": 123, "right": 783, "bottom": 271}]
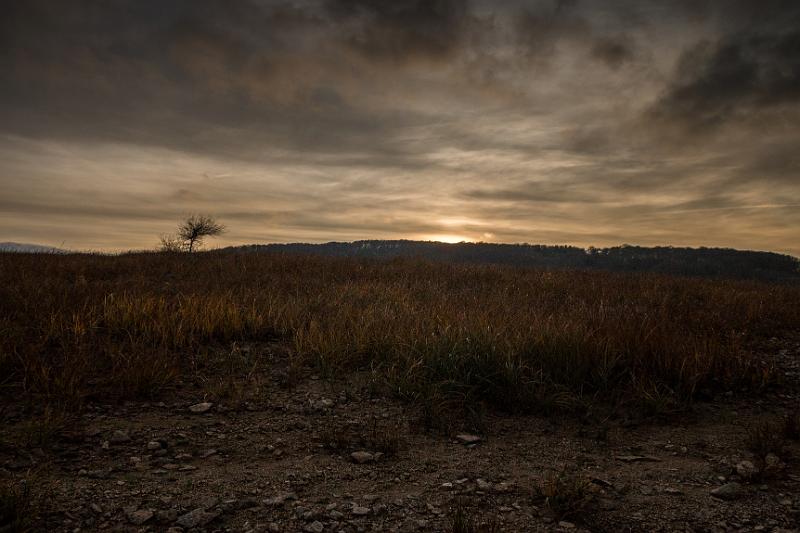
[{"left": 1, "top": 0, "right": 799, "bottom": 254}]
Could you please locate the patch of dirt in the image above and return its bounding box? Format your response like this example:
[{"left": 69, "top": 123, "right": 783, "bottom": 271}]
[{"left": 2, "top": 338, "right": 799, "bottom": 532}]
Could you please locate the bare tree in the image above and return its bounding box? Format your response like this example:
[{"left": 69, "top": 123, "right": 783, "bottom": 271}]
[
  {"left": 159, "top": 214, "right": 225, "bottom": 252},
  {"left": 178, "top": 214, "right": 225, "bottom": 252},
  {"left": 158, "top": 233, "right": 185, "bottom": 252}
]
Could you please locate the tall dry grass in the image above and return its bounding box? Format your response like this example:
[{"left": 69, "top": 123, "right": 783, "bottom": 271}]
[{"left": 1, "top": 252, "right": 798, "bottom": 414}]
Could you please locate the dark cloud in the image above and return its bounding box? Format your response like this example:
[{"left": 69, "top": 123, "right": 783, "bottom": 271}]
[
  {"left": 650, "top": 29, "right": 800, "bottom": 130},
  {"left": 325, "top": 0, "right": 474, "bottom": 62},
  {"left": 514, "top": 0, "right": 589, "bottom": 59},
  {"left": 591, "top": 36, "right": 635, "bottom": 69},
  {"left": 462, "top": 181, "right": 596, "bottom": 205}
]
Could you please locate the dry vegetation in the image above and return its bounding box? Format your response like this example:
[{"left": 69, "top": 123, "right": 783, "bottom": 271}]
[{"left": 1, "top": 252, "right": 799, "bottom": 421}]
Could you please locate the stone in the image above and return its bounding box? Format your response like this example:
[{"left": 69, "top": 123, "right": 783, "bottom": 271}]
[
  {"left": 351, "top": 451, "right": 375, "bottom": 464},
  {"left": 156, "top": 509, "right": 179, "bottom": 523},
  {"left": 264, "top": 492, "right": 297, "bottom": 506},
  {"left": 476, "top": 478, "right": 492, "bottom": 491},
  {"left": 711, "top": 482, "right": 744, "bottom": 501},
  {"left": 188, "top": 402, "right": 213, "bottom": 414},
  {"left": 558, "top": 521, "right": 576, "bottom": 529},
  {"left": 736, "top": 460, "right": 758, "bottom": 479},
  {"left": 305, "top": 521, "right": 324, "bottom": 533},
  {"left": 765, "top": 453, "right": 782, "bottom": 468},
  {"left": 455, "top": 434, "right": 481, "bottom": 445},
  {"left": 147, "top": 440, "right": 163, "bottom": 451},
  {"left": 616, "top": 455, "right": 661, "bottom": 463},
  {"left": 494, "top": 482, "right": 513, "bottom": 494},
  {"left": 176, "top": 508, "right": 219, "bottom": 528},
  {"left": 352, "top": 505, "right": 370, "bottom": 516},
  {"left": 127, "top": 509, "right": 153, "bottom": 525},
  {"left": 110, "top": 430, "right": 131, "bottom": 444}
]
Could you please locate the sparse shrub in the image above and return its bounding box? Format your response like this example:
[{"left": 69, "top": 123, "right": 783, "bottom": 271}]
[
  {"left": 18, "top": 406, "right": 72, "bottom": 449},
  {"left": 782, "top": 411, "right": 800, "bottom": 441},
  {"left": 536, "top": 470, "right": 594, "bottom": 521},
  {"left": 746, "top": 420, "right": 786, "bottom": 458},
  {"left": 319, "top": 426, "right": 356, "bottom": 452},
  {"left": 448, "top": 499, "right": 502, "bottom": 533},
  {"left": 0, "top": 479, "right": 33, "bottom": 533},
  {"left": 319, "top": 419, "right": 406, "bottom": 456}
]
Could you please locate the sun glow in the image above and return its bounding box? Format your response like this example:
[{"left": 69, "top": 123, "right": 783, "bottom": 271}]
[{"left": 422, "top": 234, "right": 474, "bottom": 244}]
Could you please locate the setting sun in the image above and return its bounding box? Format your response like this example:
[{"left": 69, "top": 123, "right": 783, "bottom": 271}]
[{"left": 421, "top": 234, "right": 474, "bottom": 244}]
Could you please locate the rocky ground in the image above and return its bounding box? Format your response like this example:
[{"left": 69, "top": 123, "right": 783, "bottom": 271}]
[{"left": 1, "top": 337, "right": 799, "bottom": 533}]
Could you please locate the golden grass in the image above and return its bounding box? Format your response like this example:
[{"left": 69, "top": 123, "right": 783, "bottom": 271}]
[{"left": 1, "top": 251, "right": 798, "bottom": 415}]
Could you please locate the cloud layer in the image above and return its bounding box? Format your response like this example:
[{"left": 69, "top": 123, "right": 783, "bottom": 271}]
[{"left": 1, "top": 0, "right": 798, "bottom": 254}]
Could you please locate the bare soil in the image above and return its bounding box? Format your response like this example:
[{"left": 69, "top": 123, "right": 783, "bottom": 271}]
[{"left": 2, "top": 337, "right": 799, "bottom": 533}]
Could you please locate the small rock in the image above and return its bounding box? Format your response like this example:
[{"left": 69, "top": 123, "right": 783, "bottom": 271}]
[
  {"left": 711, "top": 482, "right": 744, "bottom": 501},
  {"left": 147, "top": 440, "right": 163, "bottom": 451},
  {"left": 616, "top": 455, "right": 661, "bottom": 463},
  {"left": 264, "top": 492, "right": 297, "bottom": 506},
  {"left": 476, "top": 479, "right": 492, "bottom": 491},
  {"left": 110, "top": 430, "right": 131, "bottom": 444},
  {"left": 494, "top": 482, "right": 513, "bottom": 494},
  {"left": 455, "top": 434, "right": 481, "bottom": 445},
  {"left": 176, "top": 508, "right": 218, "bottom": 528},
  {"left": 558, "top": 521, "right": 576, "bottom": 529},
  {"left": 188, "top": 402, "right": 213, "bottom": 414},
  {"left": 305, "top": 521, "right": 324, "bottom": 533},
  {"left": 736, "top": 460, "right": 758, "bottom": 479},
  {"left": 765, "top": 453, "right": 782, "bottom": 469},
  {"left": 127, "top": 509, "right": 153, "bottom": 525},
  {"left": 351, "top": 451, "right": 375, "bottom": 464},
  {"left": 156, "top": 509, "right": 179, "bottom": 523},
  {"left": 352, "top": 506, "right": 370, "bottom": 516}
]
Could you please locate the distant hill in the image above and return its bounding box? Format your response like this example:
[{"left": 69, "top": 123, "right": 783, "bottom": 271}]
[
  {"left": 225, "top": 240, "right": 800, "bottom": 282},
  {"left": 0, "top": 242, "right": 65, "bottom": 254}
]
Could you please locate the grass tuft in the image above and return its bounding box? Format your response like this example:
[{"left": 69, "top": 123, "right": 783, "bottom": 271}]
[
  {"left": 782, "top": 411, "right": 800, "bottom": 441},
  {"left": 536, "top": 470, "right": 595, "bottom": 521},
  {"left": 448, "top": 499, "right": 502, "bottom": 533},
  {"left": 0, "top": 479, "right": 33, "bottom": 533},
  {"left": 745, "top": 420, "right": 787, "bottom": 458}
]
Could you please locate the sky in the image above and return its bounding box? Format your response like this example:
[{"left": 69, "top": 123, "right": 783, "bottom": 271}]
[{"left": 1, "top": 0, "right": 799, "bottom": 254}]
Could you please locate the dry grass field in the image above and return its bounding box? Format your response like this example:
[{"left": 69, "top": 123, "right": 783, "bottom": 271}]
[
  {"left": 1, "top": 252, "right": 799, "bottom": 531},
  {"left": 2, "top": 252, "right": 798, "bottom": 414}
]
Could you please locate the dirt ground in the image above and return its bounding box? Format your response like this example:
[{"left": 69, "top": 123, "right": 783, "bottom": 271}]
[{"left": 2, "top": 337, "right": 799, "bottom": 533}]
